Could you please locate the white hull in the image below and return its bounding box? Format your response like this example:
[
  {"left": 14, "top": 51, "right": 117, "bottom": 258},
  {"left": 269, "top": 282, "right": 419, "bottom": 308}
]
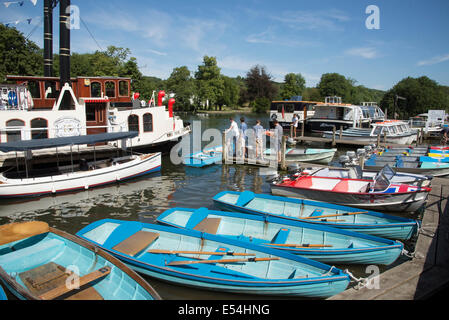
[{"left": 0, "top": 153, "right": 161, "bottom": 198}]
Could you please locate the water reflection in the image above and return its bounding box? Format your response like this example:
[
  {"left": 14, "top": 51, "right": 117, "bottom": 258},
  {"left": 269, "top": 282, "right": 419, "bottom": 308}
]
[{"left": 0, "top": 113, "right": 420, "bottom": 300}]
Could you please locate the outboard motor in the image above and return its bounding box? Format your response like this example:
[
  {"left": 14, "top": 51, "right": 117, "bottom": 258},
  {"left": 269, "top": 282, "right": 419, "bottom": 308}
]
[
  {"left": 357, "top": 149, "right": 366, "bottom": 158},
  {"left": 339, "top": 155, "right": 351, "bottom": 165},
  {"left": 346, "top": 151, "right": 356, "bottom": 161},
  {"left": 287, "top": 163, "right": 300, "bottom": 173}
]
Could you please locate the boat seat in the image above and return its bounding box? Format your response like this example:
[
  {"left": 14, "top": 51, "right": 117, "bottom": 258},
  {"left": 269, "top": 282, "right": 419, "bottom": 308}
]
[
  {"left": 332, "top": 180, "right": 349, "bottom": 192},
  {"left": 112, "top": 231, "right": 160, "bottom": 257},
  {"left": 193, "top": 218, "right": 222, "bottom": 235},
  {"left": 293, "top": 177, "right": 313, "bottom": 188},
  {"left": 0, "top": 221, "right": 50, "bottom": 246},
  {"left": 271, "top": 228, "right": 290, "bottom": 244},
  {"left": 19, "top": 262, "right": 103, "bottom": 300}
]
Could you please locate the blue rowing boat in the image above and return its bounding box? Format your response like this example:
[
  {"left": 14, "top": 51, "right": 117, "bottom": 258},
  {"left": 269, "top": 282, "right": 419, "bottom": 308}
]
[
  {"left": 156, "top": 207, "right": 405, "bottom": 265},
  {"left": 183, "top": 146, "right": 223, "bottom": 168},
  {"left": 0, "top": 284, "right": 6, "bottom": 301},
  {"left": 213, "top": 191, "right": 419, "bottom": 240},
  {"left": 364, "top": 155, "right": 449, "bottom": 177},
  {"left": 76, "top": 219, "right": 350, "bottom": 298},
  {"left": 0, "top": 221, "right": 160, "bottom": 300}
]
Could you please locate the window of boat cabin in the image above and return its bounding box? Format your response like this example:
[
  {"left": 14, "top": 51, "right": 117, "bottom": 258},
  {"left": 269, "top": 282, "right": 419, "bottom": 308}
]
[
  {"left": 128, "top": 115, "right": 139, "bottom": 132},
  {"left": 373, "top": 126, "right": 382, "bottom": 136},
  {"left": 31, "top": 118, "right": 48, "bottom": 139},
  {"left": 27, "top": 81, "right": 40, "bottom": 99},
  {"left": 119, "top": 81, "right": 129, "bottom": 97},
  {"left": 105, "top": 81, "right": 116, "bottom": 98},
  {"left": 6, "top": 119, "right": 25, "bottom": 142},
  {"left": 143, "top": 113, "right": 153, "bottom": 132},
  {"left": 90, "top": 82, "right": 102, "bottom": 98},
  {"left": 44, "top": 81, "right": 58, "bottom": 99}
]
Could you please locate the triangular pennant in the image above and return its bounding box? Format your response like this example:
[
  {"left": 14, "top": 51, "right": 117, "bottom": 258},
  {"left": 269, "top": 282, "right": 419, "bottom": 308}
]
[{"left": 30, "top": 0, "right": 37, "bottom": 5}]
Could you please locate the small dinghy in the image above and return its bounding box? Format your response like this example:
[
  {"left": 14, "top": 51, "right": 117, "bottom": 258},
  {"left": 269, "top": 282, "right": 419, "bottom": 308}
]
[
  {"left": 183, "top": 146, "right": 223, "bottom": 168},
  {"left": 213, "top": 191, "right": 419, "bottom": 240},
  {"left": 265, "top": 148, "right": 337, "bottom": 164},
  {"left": 0, "top": 283, "right": 6, "bottom": 300},
  {"left": 0, "top": 221, "right": 161, "bottom": 300},
  {"left": 300, "top": 165, "right": 432, "bottom": 187},
  {"left": 364, "top": 155, "right": 449, "bottom": 177},
  {"left": 271, "top": 168, "right": 431, "bottom": 212},
  {"left": 76, "top": 219, "right": 350, "bottom": 298},
  {"left": 156, "top": 207, "right": 405, "bottom": 265}
]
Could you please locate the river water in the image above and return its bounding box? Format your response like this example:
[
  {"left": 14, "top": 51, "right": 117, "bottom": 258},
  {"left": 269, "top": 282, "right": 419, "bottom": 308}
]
[{"left": 0, "top": 113, "right": 419, "bottom": 300}]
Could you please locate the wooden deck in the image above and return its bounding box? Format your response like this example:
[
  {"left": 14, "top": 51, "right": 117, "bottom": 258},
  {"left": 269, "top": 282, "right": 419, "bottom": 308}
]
[{"left": 328, "top": 177, "right": 449, "bottom": 300}]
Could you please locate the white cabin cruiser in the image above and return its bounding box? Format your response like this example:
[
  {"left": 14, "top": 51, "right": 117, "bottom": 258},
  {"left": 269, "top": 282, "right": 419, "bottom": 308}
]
[{"left": 305, "top": 97, "right": 385, "bottom": 133}]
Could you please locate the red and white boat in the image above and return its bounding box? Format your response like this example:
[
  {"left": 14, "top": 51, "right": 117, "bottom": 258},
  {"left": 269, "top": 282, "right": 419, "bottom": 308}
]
[{"left": 271, "top": 170, "right": 431, "bottom": 212}]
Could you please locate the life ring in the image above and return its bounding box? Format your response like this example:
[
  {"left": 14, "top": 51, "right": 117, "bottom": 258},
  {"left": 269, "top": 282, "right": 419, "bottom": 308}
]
[{"left": 8, "top": 91, "right": 17, "bottom": 107}]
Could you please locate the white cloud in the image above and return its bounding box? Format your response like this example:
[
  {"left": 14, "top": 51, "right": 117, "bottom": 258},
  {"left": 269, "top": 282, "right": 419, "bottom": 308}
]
[
  {"left": 245, "top": 28, "right": 321, "bottom": 47},
  {"left": 417, "top": 53, "right": 449, "bottom": 66},
  {"left": 345, "top": 47, "right": 379, "bottom": 59},
  {"left": 272, "top": 9, "right": 350, "bottom": 31}
]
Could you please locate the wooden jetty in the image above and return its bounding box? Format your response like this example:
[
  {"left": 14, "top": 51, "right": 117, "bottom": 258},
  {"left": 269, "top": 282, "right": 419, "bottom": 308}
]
[{"left": 328, "top": 177, "right": 449, "bottom": 300}]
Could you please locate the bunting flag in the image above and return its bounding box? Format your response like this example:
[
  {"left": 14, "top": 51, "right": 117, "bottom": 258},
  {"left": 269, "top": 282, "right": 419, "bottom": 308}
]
[
  {"left": 3, "top": 17, "right": 34, "bottom": 27},
  {"left": 3, "top": 0, "right": 37, "bottom": 8}
]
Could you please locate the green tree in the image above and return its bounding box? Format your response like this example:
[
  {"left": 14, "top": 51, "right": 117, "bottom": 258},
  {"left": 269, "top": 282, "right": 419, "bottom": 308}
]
[
  {"left": 245, "top": 65, "right": 278, "bottom": 103},
  {"left": 0, "top": 24, "right": 43, "bottom": 80},
  {"left": 380, "top": 76, "right": 449, "bottom": 119},
  {"left": 194, "top": 56, "right": 224, "bottom": 110},
  {"left": 166, "top": 66, "right": 195, "bottom": 111},
  {"left": 251, "top": 96, "right": 271, "bottom": 113},
  {"left": 280, "top": 73, "right": 306, "bottom": 100},
  {"left": 218, "top": 76, "right": 240, "bottom": 110},
  {"left": 317, "top": 73, "right": 352, "bottom": 102}
]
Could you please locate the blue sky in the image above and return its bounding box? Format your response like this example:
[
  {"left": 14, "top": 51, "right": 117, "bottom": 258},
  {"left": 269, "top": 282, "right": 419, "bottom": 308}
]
[{"left": 2, "top": 0, "right": 449, "bottom": 90}]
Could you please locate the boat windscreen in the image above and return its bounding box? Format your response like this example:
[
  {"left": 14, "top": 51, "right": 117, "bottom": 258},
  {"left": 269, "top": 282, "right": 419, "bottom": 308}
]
[
  {"left": 379, "top": 165, "right": 396, "bottom": 181},
  {"left": 372, "top": 171, "right": 391, "bottom": 191}
]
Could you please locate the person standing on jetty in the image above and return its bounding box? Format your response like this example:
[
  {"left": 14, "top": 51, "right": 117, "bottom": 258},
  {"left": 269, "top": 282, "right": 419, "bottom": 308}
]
[
  {"left": 225, "top": 117, "right": 239, "bottom": 156},
  {"left": 239, "top": 117, "right": 248, "bottom": 158},
  {"left": 253, "top": 120, "right": 265, "bottom": 160},
  {"left": 267, "top": 120, "right": 284, "bottom": 163},
  {"left": 291, "top": 114, "right": 299, "bottom": 139}
]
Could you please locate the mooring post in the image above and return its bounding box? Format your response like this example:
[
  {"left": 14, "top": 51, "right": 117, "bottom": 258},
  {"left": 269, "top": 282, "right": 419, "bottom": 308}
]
[
  {"left": 281, "top": 135, "right": 287, "bottom": 171},
  {"left": 222, "top": 131, "right": 227, "bottom": 164},
  {"left": 332, "top": 126, "right": 336, "bottom": 147}
]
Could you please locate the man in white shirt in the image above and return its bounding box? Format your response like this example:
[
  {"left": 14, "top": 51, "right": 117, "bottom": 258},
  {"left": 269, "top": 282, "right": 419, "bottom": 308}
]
[
  {"left": 225, "top": 117, "right": 239, "bottom": 156},
  {"left": 291, "top": 114, "right": 299, "bottom": 138}
]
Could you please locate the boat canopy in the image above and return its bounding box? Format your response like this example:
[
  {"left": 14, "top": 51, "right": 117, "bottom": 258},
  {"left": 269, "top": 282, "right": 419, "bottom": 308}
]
[{"left": 0, "top": 131, "right": 138, "bottom": 153}]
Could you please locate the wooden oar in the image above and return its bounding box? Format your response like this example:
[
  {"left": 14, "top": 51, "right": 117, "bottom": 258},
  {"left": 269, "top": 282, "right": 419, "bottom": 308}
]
[
  {"left": 300, "top": 211, "right": 368, "bottom": 220},
  {"left": 264, "top": 244, "right": 333, "bottom": 248},
  {"left": 148, "top": 249, "right": 255, "bottom": 257},
  {"left": 166, "top": 257, "right": 279, "bottom": 266}
]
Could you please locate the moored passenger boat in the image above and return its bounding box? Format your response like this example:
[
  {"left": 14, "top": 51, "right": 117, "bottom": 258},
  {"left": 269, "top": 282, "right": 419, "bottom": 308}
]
[{"left": 0, "top": 132, "right": 161, "bottom": 198}]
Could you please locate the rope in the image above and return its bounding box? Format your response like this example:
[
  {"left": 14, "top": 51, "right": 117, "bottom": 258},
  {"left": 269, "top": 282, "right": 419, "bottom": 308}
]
[{"left": 343, "top": 269, "right": 370, "bottom": 290}]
